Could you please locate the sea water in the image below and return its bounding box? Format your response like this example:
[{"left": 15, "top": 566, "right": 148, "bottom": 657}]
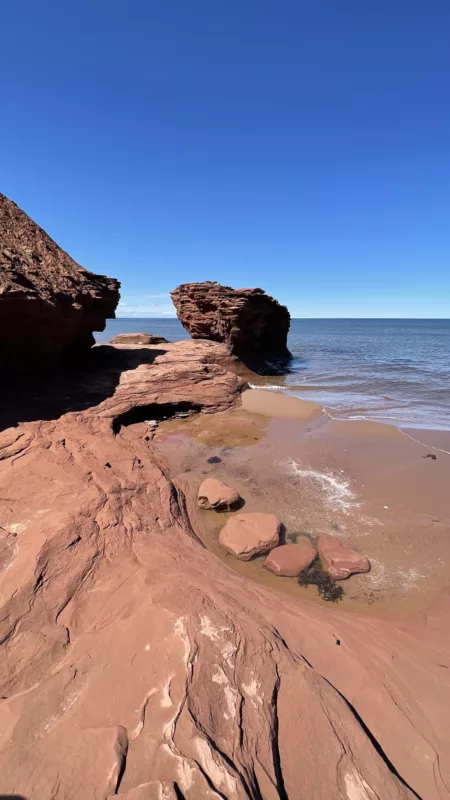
[{"left": 96, "top": 318, "right": 450, "bottom": 430}]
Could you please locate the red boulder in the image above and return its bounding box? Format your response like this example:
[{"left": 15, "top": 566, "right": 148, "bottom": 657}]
[
  {"left": 219, "top": 513, "right": 281, "bottom": 560},
  {"left": 318, "top": 535, "right": 370, "bottom": 580},
  {"left": 264, "top": 543, "right": 317, "bottom": 577}
]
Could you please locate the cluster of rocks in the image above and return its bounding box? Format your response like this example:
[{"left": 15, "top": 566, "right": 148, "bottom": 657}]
[{"left": 197, "top": 478, "right": 370, "bottom": 581}]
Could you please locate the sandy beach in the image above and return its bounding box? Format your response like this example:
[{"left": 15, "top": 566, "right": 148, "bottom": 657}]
[{"left": 155, "top": 387, "right": 450, "bottom": 621}]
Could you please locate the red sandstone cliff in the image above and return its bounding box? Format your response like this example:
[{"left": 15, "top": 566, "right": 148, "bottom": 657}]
[{"left": 0, "top": 193, "right": 120, "bottom": 371}]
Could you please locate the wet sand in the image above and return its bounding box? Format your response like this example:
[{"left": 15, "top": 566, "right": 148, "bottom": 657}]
[
  {"left": 154, "top": 389, "right": 450, "bottom": 621},
  {"left": 241, "top": 387, "right": 322, "bottom": 420}
]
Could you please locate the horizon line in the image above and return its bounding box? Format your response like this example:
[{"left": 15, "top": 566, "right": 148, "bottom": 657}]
[{"left": 114, "top": 315, "right": 449, "bottom": 321}]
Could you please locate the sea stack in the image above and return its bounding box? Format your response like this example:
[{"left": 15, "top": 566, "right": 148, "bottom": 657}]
[
  {"left": 171, "top": 280, "right": 291, "bottom": 372},
  {"left": 0, "top": 193, "right": 120, "bottom": 371}
]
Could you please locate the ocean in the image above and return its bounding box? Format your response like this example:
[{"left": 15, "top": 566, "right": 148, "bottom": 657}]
[{"left": 96, "top": 318, "right": 450, "bottom": 431}]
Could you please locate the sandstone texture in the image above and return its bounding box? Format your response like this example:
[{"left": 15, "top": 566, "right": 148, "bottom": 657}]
[
  {"left": 197, "top": 478, "right": 241, "bottom": 511},
  {"left": 0, "top": 341, "right": 449, "bottom": 800},
  {"left": 171, "top": 281, "right": 291, "bottom": 372},
  {"left": 318, "top": 534, "right": 371, "bottom": 579},
  {"left": 264, "top": 542, "right": 317, "bottom": 576},
  {"left": 110, "top": 332, "right": 169, "bottom": 345},
  {"left": 0, "top": 193, "right": 120, "bottom": 371},
  {"left": 219, "top": 513, "right": 281, "bottom": 560}
]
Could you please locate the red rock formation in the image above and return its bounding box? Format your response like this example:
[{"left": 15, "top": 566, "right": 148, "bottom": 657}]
[
  {"left": 0, "top": 193, "right": 120, "bottom": 371},
  {"left": 171, "top": 281, "right": 291, "bottom": 372},
  {"left": 0, "top": 342, "right": 449, "bottom": 799},
  {"left": 110, "top": 333, "right": 169, "bottom": 345}
]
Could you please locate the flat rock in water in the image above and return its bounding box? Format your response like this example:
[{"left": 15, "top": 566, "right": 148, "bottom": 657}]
[
  {"left": 110, "top": 332, "right": 169, "bottom": 345},
  {"left": 197, "top": 477, "right": 241, "bottom": 511},
  {"left": 318, "top": 534, "right": 370, "bottom": 579},
  {"left": 265, "top": 542, "right": 317, "bottom": 577},
  {"left": 219, "top": 512, "right": 281, "bottom": 560}
]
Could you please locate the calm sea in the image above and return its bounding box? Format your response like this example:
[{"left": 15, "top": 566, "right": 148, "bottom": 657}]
[{"left": 96, "top": 318, "right": 450, "bottom": 431}]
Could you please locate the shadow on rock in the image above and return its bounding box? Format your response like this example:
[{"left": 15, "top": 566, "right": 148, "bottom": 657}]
[
  {"left": 0, "top": 795, "right": 29, "bottom": 799},
  {"left": 0, "top": 345, "right": 168, "bottom": 431}
]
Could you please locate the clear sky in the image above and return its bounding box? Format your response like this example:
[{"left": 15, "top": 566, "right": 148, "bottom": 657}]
[{"left": 1, "top": 1, "right": 449, "bottom": 318}]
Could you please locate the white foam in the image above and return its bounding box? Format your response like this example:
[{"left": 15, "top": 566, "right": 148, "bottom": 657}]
[
  {"left": 397, "top": 567, "right": 424, "bottom": 590},
  {"left": 399, "top": 429, "right": 450, "bottom": 456},
  {"left": 364, "top": 558, "right": 387, "bottom": 587},
  {"left": 365, "top": 560, "right": 426, "bottom": 594},
  {"left": 248, "top": 384, "right": 285, "bottom": 391},
  {"left": 285, "top": 458, "right": 359, "bottom": 512}
]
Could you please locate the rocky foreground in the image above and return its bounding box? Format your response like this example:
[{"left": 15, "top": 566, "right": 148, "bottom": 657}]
[{"left": 1, "top": 340, "right": 449, "bottom": 800}]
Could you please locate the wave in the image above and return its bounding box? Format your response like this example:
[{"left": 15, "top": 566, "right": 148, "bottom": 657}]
[
  {"left": 248, "top": 384, "right": 285, "bottom": 391},
  {"left": 250, "top": 319, "right": 450, "bottom": 430}
]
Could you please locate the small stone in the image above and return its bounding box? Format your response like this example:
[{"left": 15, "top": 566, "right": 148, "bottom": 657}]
[
  {"left": 318, "top": 535, "right": 370, "bottom": 580},
  {"left": 197, "top": 478, "right": 240, "bottom": 511},
  {"left": 219, "top": 513, "right": 281, "bottom": 560},
  {"left": 264, "top": 543, "right": 317, "bottom": 577}
]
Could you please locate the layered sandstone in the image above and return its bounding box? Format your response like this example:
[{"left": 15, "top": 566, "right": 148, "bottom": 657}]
[
  {"left": 0, "top": 193, "right": 120, "bottom": 371},
  {"left": 110, "top": 333, "right": 169, "bottom": 345},
  {"left": 171, "top": 281, "right": 291, "bottom": 372},
  {"left": 0, "top": 342, "right": 449, "bottom": 799}
]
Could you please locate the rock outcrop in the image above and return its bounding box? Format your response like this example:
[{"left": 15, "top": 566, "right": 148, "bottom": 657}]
[
  {"left": 0, "top": 341, "right": 449, "bottom": 800},
  {"left": 0, "top": 193, "right": 120, "bottom": 371},
  {"left": 110, "top": 333, "right": 169, "bottom": 345},
  {"left": 171, "top": 281, "right": 291, "bottom": 372},
  {"left": 318, "top": 534, "right": 371, "bottom": 579}
]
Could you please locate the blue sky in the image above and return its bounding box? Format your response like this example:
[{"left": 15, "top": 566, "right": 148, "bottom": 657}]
[{"left": 1, "top": 1, "right": 449, "bottom": 318}]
